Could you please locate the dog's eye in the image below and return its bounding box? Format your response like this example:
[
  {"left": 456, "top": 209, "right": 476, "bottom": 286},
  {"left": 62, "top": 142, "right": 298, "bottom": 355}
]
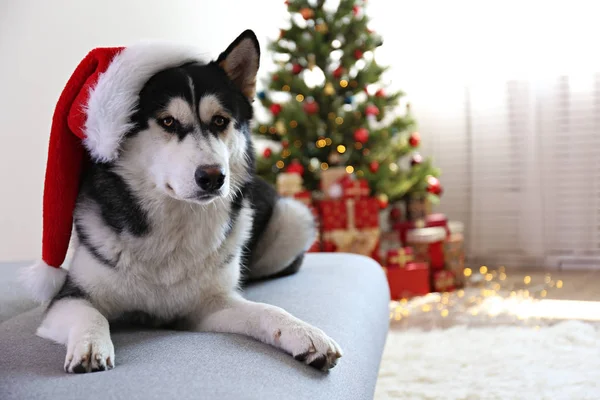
[
  {"left": 212, "top": 116, "right": 229, "bottom": 127},
  {"left": 160, "top": 117, "right": 175, "bottom": 128}
]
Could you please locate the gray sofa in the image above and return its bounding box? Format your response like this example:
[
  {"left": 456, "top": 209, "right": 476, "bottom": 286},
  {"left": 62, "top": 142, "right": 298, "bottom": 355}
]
[{"left": 0, "top": 253, "right": 390, "bottom": 400}]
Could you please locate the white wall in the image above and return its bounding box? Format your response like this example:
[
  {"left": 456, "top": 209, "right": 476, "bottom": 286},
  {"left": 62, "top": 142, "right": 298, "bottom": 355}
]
[{"left": 0, "top": 0, "right": 286, "bottom": 261}]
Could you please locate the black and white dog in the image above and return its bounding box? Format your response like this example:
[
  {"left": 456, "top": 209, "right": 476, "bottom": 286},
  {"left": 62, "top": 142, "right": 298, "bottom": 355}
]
[{"left": 37, "top": 30, "right": 342, "bottom": 373}]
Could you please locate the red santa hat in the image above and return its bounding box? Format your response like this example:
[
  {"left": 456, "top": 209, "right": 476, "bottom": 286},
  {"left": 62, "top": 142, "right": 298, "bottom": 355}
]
[{"left": 21, "top": 43, "right": 204, "bottom": 302}]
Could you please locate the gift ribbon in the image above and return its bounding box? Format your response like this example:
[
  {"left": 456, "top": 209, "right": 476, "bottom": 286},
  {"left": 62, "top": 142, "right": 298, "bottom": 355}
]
[
  {"left": 388, "top": 253, "right": 414, "bottom": 266},
  {"left": 322, "top": 199, "right": 380, "bottom": 256}
]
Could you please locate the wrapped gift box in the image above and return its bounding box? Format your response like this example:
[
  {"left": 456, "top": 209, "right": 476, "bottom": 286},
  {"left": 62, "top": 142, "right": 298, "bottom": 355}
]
[
  {"left": 341, "top": 177, "right": 370, "bottom": 199},
  {"left": 393, "top": 213, "right": 449, "bottom": 246},
  {"left": 384, "top": 262, "right": 430, "bottom": 300},
  {"left": 276, "top": 172, "right": 303, "bottom": 197},
  {"left": 444, "top": 221, "right": 465, "bottom": 286},
  {"left": 406, "top": 227, "right": 446, "bottom": 270},
  {"left": 319, "top": 197, "right": 380, "bottom": 258}
]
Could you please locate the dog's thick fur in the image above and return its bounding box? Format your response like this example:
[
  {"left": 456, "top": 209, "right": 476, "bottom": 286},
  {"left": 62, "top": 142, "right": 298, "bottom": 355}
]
[{"left": 37, "top": 30, "right": 342, "bottom": 373}]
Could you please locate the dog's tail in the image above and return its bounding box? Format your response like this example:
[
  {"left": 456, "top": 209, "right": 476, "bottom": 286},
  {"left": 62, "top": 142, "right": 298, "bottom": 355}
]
[{"left": 19, "top": 260, "right": 67, "bottom": 303}]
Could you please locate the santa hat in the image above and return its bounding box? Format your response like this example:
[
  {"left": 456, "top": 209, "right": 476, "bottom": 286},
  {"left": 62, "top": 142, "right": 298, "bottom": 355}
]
[{"left": 21, "top": 43, "right": 204, "bottom": 302}]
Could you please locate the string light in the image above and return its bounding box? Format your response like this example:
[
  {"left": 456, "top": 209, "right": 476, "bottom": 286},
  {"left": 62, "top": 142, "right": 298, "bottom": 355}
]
[
  {"left": 282, "top": 149, "right": 291, "bottom": 158},
  {"left": 556, "top": 280, "right": 563, "bottom": 288},
  {"left": 440, "top": 309, "right": 449, "bottom": 318},
  {"left": 356, "top": 170, "right": 364, "bottom": 177},
  {"left": 524, "top": 276, "right": 532, "bottom": 285},
  {"left": 464, "top": 268, "right": 472, "bottom": 277},
  {"left": 540, "top": 289, "right": 547, "bottom": 297},
  {"left": 259, "top": 125, "right": 267, "bottom": 134},
  {"left": 294, "top": 140, "right": 302, "bottom": 148},
  {"left": 328, "top": 112, "right": 336, "bottom": 120},
  {"left": 276, "top": 160, "right": 284, "bottom": 169},
  {"left": 335, "top": 117, "right": 344, "bottom": 125},
  {"left": 485, "top": 273, "right": 493, "bottom": 281},
  {"left": 340, "top": 79, "right": 348, "bottom": 88},
  {"left": 296, "top": 94, "right": 304, "bottom": 102},
  {"left": 389, "top": 163, "right": 398, "bottom": 172},
  {"left": 325, "top": 138, "right": 332, "bottom": 145},
  {"left": 316, "top": 139, "right": 326, "bottom": 148},
  {"left": 320, "top": 162, "right": 329, "bottom": 170},
  {"left": 362, "top": 148, "right": 370, "bottom": 156},
  {"left": 282, "top": 85, "right": 291, "bottom": 92},
  {"left": 289, "top": 120, "right": 298, "bottom": 128},
  {"left": 337, "top": 145, "right": 346, "bottom": 153},
  {"left": 499, "top": 272, "right": 507, "bottom": 280},
  {"left": 354, "top": 142, "right": 363, "bottom": 149},
  {"left": 346, "top": 166, "right": 354, "bottom": 173},
  {"left": 480, "top": 266, "right": 488, "bottom": 274}
]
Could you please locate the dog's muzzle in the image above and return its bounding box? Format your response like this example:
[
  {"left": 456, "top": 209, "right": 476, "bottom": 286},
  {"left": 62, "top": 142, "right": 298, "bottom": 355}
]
[{"left": 195, "top": 165, "right": 225, "bottom": 193}]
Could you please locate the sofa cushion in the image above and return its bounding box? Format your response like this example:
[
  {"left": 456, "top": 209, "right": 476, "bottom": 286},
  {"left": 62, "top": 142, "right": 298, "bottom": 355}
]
[{"left": 0, "top": 253, "right": 390, "bottom": 400}]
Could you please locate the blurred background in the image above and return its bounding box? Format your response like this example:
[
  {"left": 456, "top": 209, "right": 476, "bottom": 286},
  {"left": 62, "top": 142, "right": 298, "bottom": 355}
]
[{"left": 2, "top": 0, "right": 599, "bottom": 269}]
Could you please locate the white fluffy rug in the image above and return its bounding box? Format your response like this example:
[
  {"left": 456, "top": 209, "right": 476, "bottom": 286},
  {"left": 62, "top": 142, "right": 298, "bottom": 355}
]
[{"left": 375, "top": 321, "right": 600, "bottom": 400}]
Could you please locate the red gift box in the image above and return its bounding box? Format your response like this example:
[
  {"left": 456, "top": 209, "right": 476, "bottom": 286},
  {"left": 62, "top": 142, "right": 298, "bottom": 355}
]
[
  {"left": 393, "top": 213, "right": 449, "bottom": 246},
  {"left": 433, "top": 270, "right": 456, "bottom": 292},
  {"left": 384, "top": 262, "right": 430, "bottom": 300},
  {"left": 386, "top": 247, "right": 414, "bottom": 268},
  {"left": 406, "top": 227, "right": 446, "bottom": 270},
  {"left": 319, "top": 197, "right": 380, "bottom": 257},
  {"left": 341, "top": 177, "right": 370, "bottom": 199}
]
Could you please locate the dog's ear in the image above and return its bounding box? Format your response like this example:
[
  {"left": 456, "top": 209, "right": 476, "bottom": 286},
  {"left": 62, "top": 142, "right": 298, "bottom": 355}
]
[{"left": 217, "top": 30, "right": 260, "bottom": 99}]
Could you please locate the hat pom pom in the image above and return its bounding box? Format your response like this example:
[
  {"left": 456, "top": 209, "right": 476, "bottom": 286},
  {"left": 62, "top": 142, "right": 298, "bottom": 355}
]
[{"left": 19, "top": 260, "right": 67, "bottom": 303}]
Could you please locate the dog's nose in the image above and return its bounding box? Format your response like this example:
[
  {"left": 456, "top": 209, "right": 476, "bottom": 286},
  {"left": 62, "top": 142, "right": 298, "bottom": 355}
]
[{"left": 195, "top": 165, "right": 226, "bottom": 192}]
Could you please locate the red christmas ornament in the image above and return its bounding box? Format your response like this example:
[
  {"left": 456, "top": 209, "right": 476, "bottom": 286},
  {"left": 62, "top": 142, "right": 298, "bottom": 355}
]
[
  {"left": 352, "top": 5, "right": 360, "bottom": 16},
  {"left": 286, "top": 160, "right": 305, "bottom": 176},
  {"left": 389, "top": 207, "right": 402, "bottom": 223},
  {"left": 300, "top": 7, "right": 315, "bottom": 20},
  {"left": 408, "top": 131, "right": 420, "bottom": 147},
  {"left": 272, "top": 74, "right": 279, "bottom": 82},
  {"left": 282, "top": 140, "right": 289, "bottom": 149},
  {"left": 410, "top": 153, "right": 423, "bottom": 166},
  {"left": 426, "top": 175, "right": 442, "bottom": 195},
  {"left": 369, "top": 161, "right": 380, "bottom": 173},
  {"left": 284, "top": 0, "right": 289, "bottom": 5},
  {"left": 354, "top": 49, "right": 363, "bottom": 59},
  {"left": 333, "top": 66, "right": 344, "bottom": 79},
  {"left": 292, "top": 63, "right": 303, "bottom": 75},
  {"left": 378, "top": 194, "right": 389, "bottom": 209},
  {"left": 375, "top": 89, "right": 385, "bottom": 98},
  {"left": 263, "top": 148, "right": 272, "bottom": 158},
  {"left": 353, "top": 127, "right": 369, "bottom": 143},
  {"left": 303, "top": 100, "right": 319, "bottom": 115},
  {"left": 270, "top": 103, "right": 282, "bottom": 116},
  {"left": 365, "top": 105, "right": 380, "bottom": 116}
]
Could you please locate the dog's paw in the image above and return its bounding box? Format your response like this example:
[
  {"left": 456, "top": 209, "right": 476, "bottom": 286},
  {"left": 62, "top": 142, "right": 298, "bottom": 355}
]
[
  {"left": 276, "top": 321, "right": 343, "bottom": 371},
  {"left": 64, "top": 333, "right": 115, "bottom": 373}
]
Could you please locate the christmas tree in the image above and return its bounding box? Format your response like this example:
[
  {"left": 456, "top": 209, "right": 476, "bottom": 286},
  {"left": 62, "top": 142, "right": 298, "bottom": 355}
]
[{"left": 253, "top": 0, "right": 442, "bottom": 204}]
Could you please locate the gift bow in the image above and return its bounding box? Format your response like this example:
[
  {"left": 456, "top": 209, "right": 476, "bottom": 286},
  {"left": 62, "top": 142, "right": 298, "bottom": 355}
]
[{"left": 388, "top": 251, "right": 414, "bottom": 267}]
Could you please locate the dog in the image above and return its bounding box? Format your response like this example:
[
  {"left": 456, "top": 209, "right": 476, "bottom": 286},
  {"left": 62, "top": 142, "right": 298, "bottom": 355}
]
[{"left": 36, "top": 30, "right": 342, "bottom": 373}]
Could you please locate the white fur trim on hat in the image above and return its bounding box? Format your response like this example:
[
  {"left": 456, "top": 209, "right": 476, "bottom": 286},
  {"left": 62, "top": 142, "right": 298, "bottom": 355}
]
[
  {"left": 84, "top": 42, "right": 207, "bottom": 162},
  {"left": 19, "top": 260, "right": 67, "bottom": 303}
]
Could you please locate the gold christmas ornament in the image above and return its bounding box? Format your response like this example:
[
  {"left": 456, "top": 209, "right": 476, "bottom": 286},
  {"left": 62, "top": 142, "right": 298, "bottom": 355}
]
[
  {"left": 275, "top": 120, "right": 286, "bottom": 135},
  {"left": 324, "top": 82, "right": 335, "bottom": 95},
  {"left": 289, "top": 120, "right": 298, "bottom": 128},
  {"left": 315, "top": 22, "right": 328, "bottom": 34}
]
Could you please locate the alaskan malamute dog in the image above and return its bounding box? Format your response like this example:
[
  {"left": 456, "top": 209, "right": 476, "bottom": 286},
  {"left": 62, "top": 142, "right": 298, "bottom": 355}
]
[{"left": 37, "top": 30, "right": 342, "bottom": 373}]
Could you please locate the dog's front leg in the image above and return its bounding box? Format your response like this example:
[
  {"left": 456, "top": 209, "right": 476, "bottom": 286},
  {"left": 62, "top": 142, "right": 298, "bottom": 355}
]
[
  {"left": 37, "top": 298, "right": 115, "bottom": 373},
  {"left": 196, "top": 294, "right": 342, "bottom": 370}
]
